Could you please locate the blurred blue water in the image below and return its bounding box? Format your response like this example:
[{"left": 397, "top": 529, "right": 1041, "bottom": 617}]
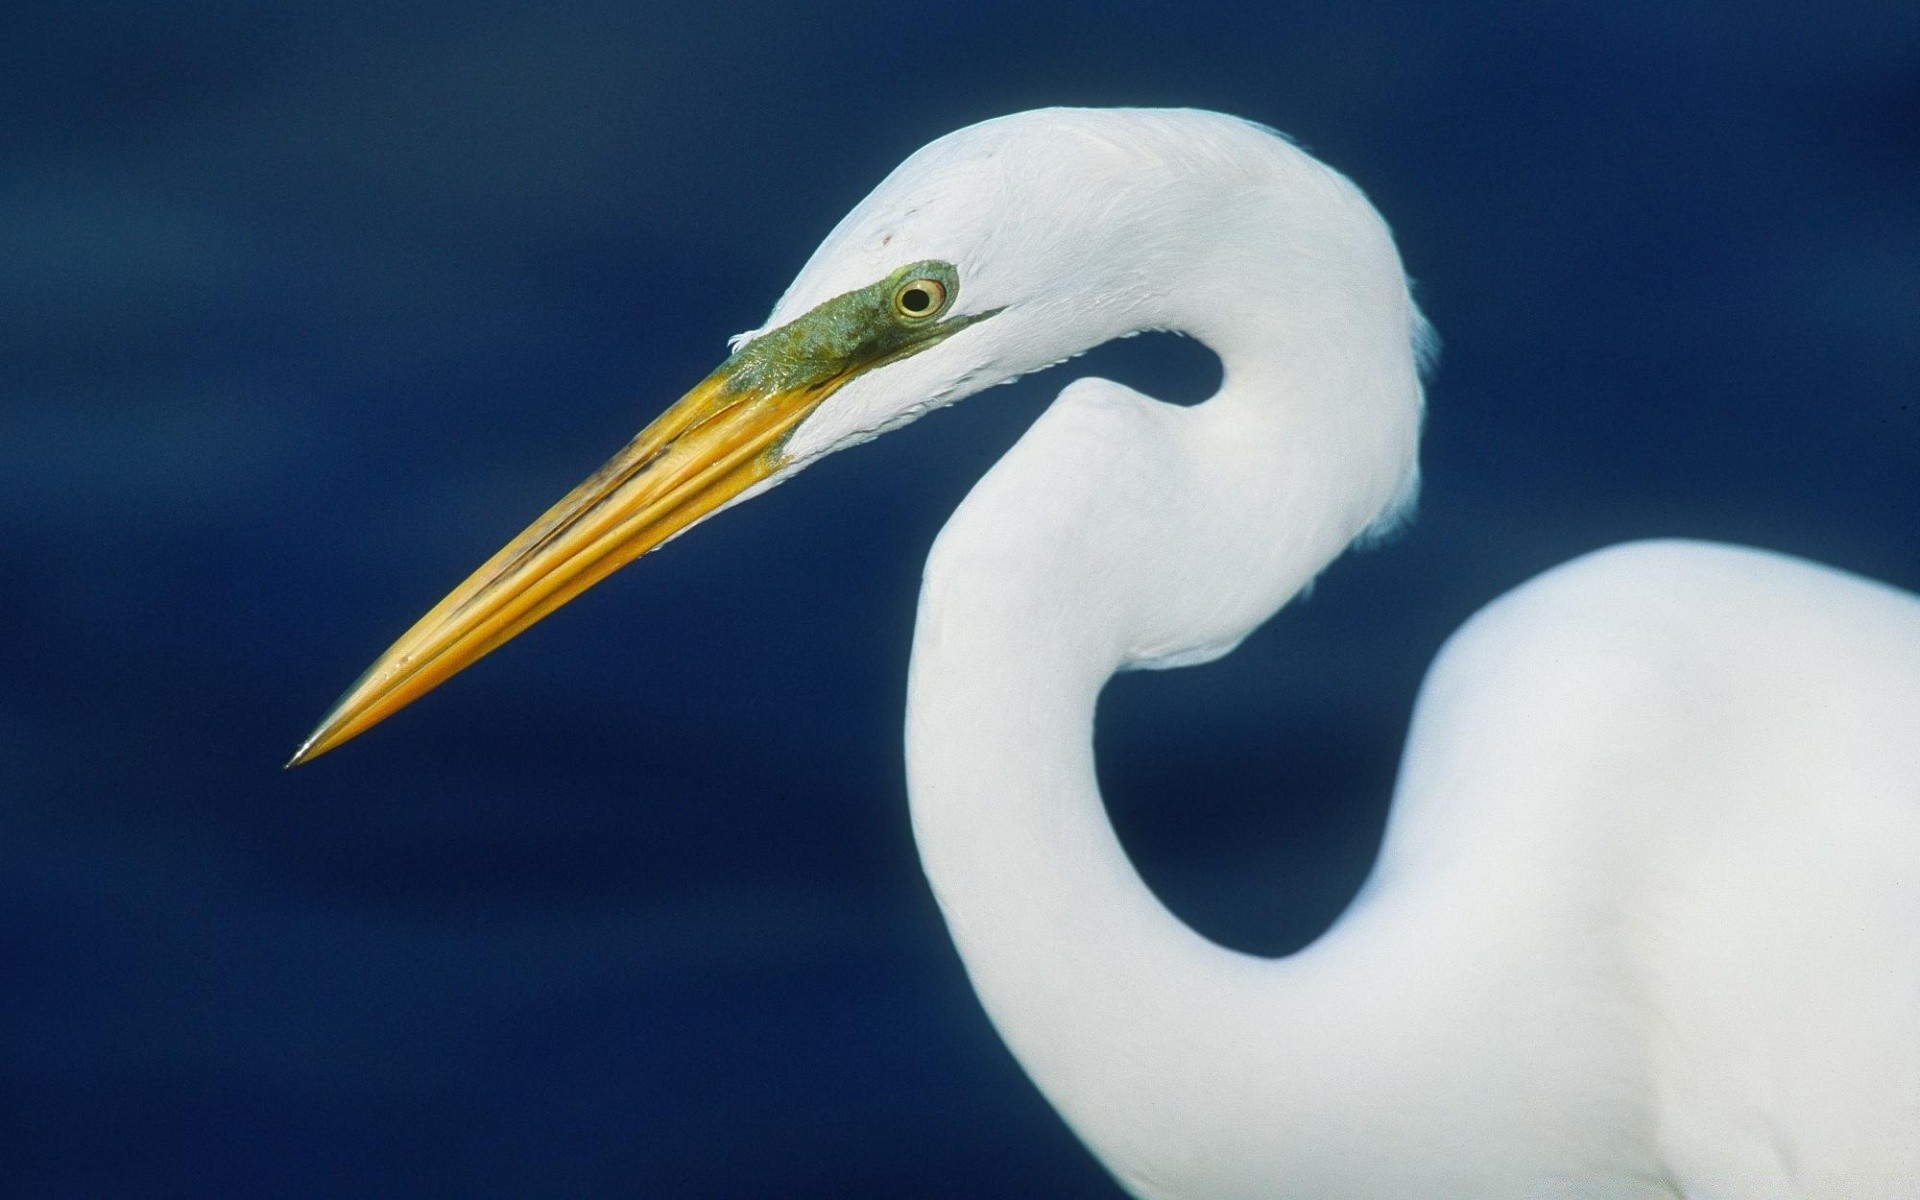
[{"left": 3, "top": 2, "right": 1916, "bottom": 1195}]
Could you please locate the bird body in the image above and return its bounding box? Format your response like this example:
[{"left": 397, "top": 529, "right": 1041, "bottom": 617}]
[
  {"left": 300, "top": 108, "right": 1920, "bottom": 1196},
  {"left": 917, "top": 526, "right": 1920, "bottom": 1197}
]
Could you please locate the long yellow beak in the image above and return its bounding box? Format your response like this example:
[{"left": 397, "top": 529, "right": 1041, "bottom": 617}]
[
  {"left": 287, "top": 366, "right": 823, "bottom": 766},
  {"left": 289, "top": 259, "right": 988, "bottom": 767}
]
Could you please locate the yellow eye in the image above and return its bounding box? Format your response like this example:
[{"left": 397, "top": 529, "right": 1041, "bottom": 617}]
[{"left": 892, "top": 277, "right": 947, "bottom": 319}]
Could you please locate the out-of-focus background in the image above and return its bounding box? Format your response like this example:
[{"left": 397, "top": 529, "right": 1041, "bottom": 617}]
[{"left": 4, "top": 2, "right": 1915, "bottom": 1195}]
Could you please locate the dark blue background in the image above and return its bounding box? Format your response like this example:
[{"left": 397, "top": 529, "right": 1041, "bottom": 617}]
[{"left": 4, "top": 2, "right": 1916, "bottom": 1195}]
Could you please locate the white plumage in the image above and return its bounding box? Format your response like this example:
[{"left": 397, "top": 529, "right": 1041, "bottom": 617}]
[{"left": 778, "top": 109, "right": 1920, "bottom": 1197}]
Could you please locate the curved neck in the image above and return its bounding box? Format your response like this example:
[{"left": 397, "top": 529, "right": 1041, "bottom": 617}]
[
  {"left": 894, "top": 119, "right": 1487, "bottom": 1192},
  {"left": 906, "top": 579, "right": 1278, "bottom": 1192},
  {"left": 901, "top": 345, "right": 1424, "bottom": 1192},
  {"left": 903, "top": 490, "right": 1651, "bottom": 1197},
  {"left": 900, "top": 309, "right": 1647, "bottom": 1194}
]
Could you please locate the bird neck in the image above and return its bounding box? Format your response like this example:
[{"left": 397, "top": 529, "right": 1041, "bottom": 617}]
[
  {"left": 901, "top": 345, "right": 1443, "bottom": 1192},
  {"left": 903, "top": 509, "right": 1653, "bottom": 1196},
  {"left": 905, "top": 582, "right": 1277, "bottom": 1191},
  {"left": 895, "top": 127, "right": 1539, "bottom": 1190},
  {"left": 903, "top": 520, "right": 1444, "bottom": 1194},
  {"left": 901, "top": 342, "right": 1683, "bottom": 1193}
]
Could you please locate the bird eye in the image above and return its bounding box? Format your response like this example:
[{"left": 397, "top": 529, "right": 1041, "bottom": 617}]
[{"left": 892, "top": 277, "right": 947, "bottom": 319}]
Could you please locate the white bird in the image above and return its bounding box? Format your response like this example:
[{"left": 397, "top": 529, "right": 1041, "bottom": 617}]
[{"left": 293, "top": 108, "right": 1920, "bottom": 1198}]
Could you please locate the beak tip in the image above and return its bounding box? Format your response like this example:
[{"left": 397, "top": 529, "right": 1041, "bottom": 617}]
[{"left": 284, "top": 728, "right": 331, "bottom": 770}]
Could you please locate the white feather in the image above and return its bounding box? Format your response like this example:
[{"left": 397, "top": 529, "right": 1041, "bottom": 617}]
[{"left": 741, "top": 109, "right": 1920, "bottom": 1198}]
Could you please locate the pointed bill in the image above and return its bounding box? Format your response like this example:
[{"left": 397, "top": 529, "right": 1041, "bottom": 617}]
[{"left": 289, "top": 260, "right": 990, "bottom": 766}]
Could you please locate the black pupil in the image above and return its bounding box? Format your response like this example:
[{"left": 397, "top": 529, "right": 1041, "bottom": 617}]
[{"left": 900, "top": 286, "right": 932, "bottom": 313}]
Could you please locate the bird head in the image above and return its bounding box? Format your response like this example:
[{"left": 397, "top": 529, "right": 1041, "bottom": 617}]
[{"left": 289, "top": 108, "right": 1419, "bottom": 764}]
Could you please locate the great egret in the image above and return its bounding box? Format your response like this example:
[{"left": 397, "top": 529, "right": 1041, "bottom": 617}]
[{"left": 293, "top": 108, "right": 1920, "bottom": 1197}]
